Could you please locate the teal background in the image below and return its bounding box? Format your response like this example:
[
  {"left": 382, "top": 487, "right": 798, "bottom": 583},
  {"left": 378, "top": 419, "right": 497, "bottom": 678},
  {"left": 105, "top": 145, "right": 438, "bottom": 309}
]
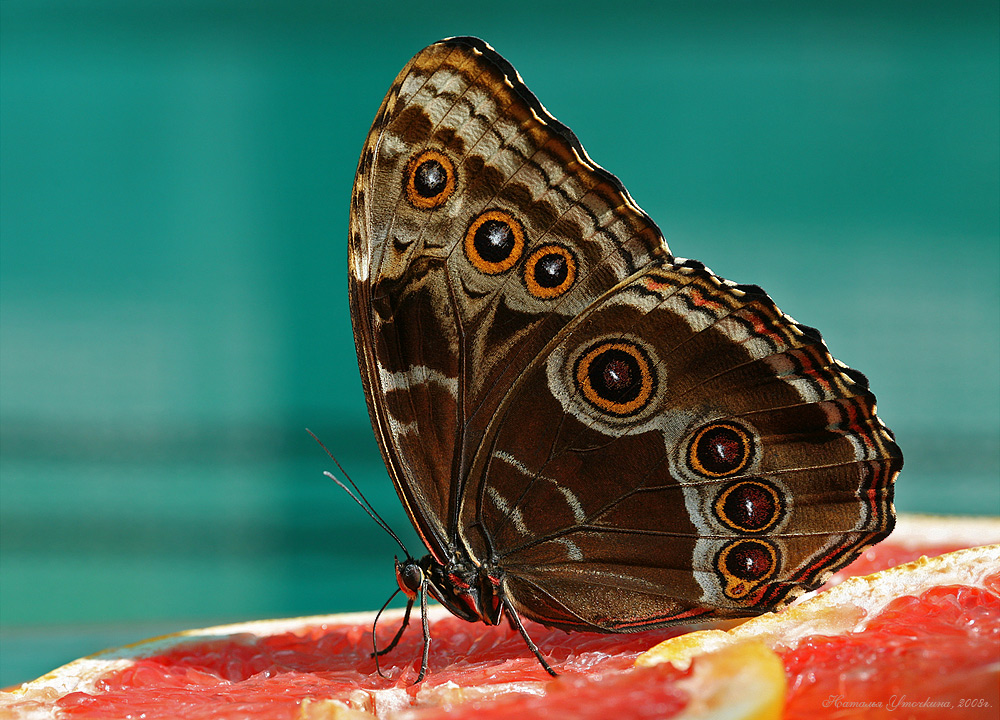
[{"left": 2, "top": 0, "right": 998, "bottom": 687}]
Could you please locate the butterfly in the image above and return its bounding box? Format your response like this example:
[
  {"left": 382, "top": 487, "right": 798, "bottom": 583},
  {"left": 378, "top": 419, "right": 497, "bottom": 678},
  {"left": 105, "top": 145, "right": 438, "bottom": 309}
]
[{"left": 347, "top": 36, "right": 901, "bottom": 681}]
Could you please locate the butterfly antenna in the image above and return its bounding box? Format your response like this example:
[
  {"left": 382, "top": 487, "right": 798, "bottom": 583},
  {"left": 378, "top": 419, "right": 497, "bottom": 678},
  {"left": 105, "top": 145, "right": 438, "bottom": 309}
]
[{"left": 306, "top": 429, "right": 412, "bottom": 559}]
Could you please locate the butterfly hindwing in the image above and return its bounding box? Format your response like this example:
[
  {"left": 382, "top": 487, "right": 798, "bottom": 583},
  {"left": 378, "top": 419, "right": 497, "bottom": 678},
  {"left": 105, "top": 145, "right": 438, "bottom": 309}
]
[{"left": 460, "top": 258, "right": 899, "bottom": 630}]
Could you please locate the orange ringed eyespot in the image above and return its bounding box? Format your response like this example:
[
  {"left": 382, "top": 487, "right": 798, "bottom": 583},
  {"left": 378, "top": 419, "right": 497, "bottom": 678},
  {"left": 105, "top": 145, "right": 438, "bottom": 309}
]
[
  {"left": 463, "top": 210, "right": 525, "bottom": 274},
  {"left": 574, "top": 341, "right": 656, "bottom": 416},
  {"left": 715, "top": 539, "right": 779, "bottom": 600},
  {"left": 688, "top": 422, "right": 754, "bottom": 478},
  {"left": 524, "top": 245, "right": 576, "bottom": 299},
  {"left": 713, "top": 479, "right": 783, "bottom": 534},
  {"left": 405, "top": 149, "right": 455, "bottom": 209}
]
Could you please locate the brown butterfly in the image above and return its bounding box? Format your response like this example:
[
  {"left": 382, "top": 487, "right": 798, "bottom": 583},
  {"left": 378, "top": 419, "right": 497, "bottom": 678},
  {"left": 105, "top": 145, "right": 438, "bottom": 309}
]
[{"left": 347, "top": 36, "right": 901, "bottom": 681}]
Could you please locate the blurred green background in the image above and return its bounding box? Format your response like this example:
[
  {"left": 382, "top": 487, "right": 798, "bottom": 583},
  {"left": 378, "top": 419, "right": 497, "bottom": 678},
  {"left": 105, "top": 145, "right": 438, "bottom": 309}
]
[{"left": 2, "top": 0, "right": 997, "bottom": 687}]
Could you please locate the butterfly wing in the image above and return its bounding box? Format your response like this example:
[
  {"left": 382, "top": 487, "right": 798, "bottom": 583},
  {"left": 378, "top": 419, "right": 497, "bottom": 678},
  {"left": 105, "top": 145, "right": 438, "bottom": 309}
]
[
  {"left": 460, "top": 258, "right": 901, "bottom": 630},
  {"left": 349, "top": 37, "right": 669, "bottom": 559}
]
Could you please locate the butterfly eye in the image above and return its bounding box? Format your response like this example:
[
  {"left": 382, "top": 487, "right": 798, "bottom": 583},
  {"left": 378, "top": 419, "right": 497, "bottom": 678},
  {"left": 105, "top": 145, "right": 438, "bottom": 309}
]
[
  {"left": 714, "top": 539, "right": 780, "bottom": 600},
  {"left": 524, "top": 245, "right": 576, "bottom": 299},
  {"left": 464, "top": 210, "right": 525, "bottom": 274},
  {"left": 405, "top": 149, "right": 455, "bottom": 208},
  {"left": 688, "top": 422, "right": 754, "bottom": 478},
  {"left": 574, "top": 341, "right": 656, "bottom": 416},
  {"left": 713, "top": 479, "right": 783, "bottom": 534}
]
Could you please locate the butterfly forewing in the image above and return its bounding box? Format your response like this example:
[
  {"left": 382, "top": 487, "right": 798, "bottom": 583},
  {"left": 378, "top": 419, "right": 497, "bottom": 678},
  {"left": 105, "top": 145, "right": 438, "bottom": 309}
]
[{"left": 350, "top": 37, "right": 672, "bottom": 558}]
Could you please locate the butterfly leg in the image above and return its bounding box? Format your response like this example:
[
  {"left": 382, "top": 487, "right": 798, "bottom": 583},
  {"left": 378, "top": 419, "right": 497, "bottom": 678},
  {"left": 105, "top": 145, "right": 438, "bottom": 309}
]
[
  {"left": 500, "top": 595, "right": 557, "bottom": 677},
  {"left": 372, "top": 592, "right": 413, "bottom": 658},
  {"left": 415, "top": 584, "right": 431, "bottom": 683}
]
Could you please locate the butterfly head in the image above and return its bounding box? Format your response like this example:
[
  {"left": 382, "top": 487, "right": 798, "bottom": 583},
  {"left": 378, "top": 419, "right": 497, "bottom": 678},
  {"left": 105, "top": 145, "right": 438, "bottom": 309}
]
[{"left": 394, "top": 556, "right": 424, "bottom": 600}]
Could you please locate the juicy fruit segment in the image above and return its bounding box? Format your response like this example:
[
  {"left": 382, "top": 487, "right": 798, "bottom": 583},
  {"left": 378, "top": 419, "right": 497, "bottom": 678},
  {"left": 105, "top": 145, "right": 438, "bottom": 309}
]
[
  {"left": 782, "top": 575, "right": 999, "bottom": 719},
  {"left": 639, "top": 546, "right": 1000, "bottom": 720},
  {"left": 400, "top": 641, "right": 786, "bottom": 720},
  {"left": 400, "top": 660, "right": 690, "bottom": 720}
]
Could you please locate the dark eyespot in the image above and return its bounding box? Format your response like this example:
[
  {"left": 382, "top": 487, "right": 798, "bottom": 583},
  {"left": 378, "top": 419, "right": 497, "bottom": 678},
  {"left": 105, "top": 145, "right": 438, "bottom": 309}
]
[
  {"left": 464, "top": 210, "right": 525, "bottom": 274},
  {"left": 524, "top": 245, "right": 576, "bottom": 299},
  {"left": 715, "top": 539, "right": 780, "bottom": 600},
  {"left": 714, "top": 479, "right": 783, "bottom": 533},
  {"left": 476, "top": 220, "right": 515, "bottom": 262},
  {"left": 405, "top": 149, "right": 455, "bottom": 208},
  {"left": 723, "top": 540, "right": 776, "bottom": 581},
  {"left": 415, "top": 160, "right": 446, "bottom": 197},
  {"left": 688, "top": 422, "right": 754, "bottom": 478},
  {"left": 575, "top": 340, "right": 656, "bottom": 416}
]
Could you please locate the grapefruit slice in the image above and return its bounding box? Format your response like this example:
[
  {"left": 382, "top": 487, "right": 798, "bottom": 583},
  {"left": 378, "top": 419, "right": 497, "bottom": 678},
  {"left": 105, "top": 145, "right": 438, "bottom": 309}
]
[
  {"left": 638, "top": 545, "right": 1000, "bottom": 719},
  {"left": 2, "top": 514, "right": 997, "bottom": 719},
  {"left": 0, "top": 608, "right": 706, "bottom": 719}
]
